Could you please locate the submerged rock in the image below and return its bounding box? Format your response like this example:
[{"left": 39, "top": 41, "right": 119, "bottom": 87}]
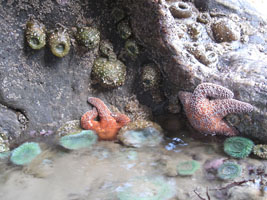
[
  {"left": 116, "top": 176, "right": 176, "bottom": 200},
  {"left": 118, "top": 120, "right": 163, "bottom": 148}
]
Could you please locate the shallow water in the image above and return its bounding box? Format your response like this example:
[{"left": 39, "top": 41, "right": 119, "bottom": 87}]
[{"left": 0, "top": 132, "right": 266, "bottom": 200}]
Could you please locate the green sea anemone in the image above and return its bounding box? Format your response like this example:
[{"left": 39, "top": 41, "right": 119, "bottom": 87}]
[
  {"left": 99, "top": 40, "right": 117, "bottom": 60},
  {"left": 117, "top": 176, "right": 176, "bottom": 200},
  {"left": 177, "top": 160, "right": 200, "bottom": 176},
  {"left": 253, "top": 144, "right": 267, "bottom": 159},
  {"left": 49, "top": 28, "right": 70, "bottom": 57},
  {"left": 76, "top": 26, "right": 100, "bottom": 49},
  {"left": 59, "top": 130, "right": 97, "bottom": 150},
  {"left": 26, "top": 19, "right": 46, "bottom": 50},
  {"left": 10, "top": 142, "right": 41, "bottom": 165},
  {"left": 224, "top": 136, "right": 254, "bottom": 158},
  {"left": 141, "top": 64, "right": 161, "bottom": 91},
  {"left": 217, "top": 162, "right": 241, "bottom": 180}
]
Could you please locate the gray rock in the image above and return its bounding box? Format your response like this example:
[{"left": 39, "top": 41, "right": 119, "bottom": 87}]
[{"left": 124, "top": 0, "right": 267, "bottom": 142}]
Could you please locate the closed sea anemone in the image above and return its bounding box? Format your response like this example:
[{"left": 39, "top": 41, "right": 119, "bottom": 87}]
[
  {"left": 117, "top": 20, "right": 132, "bottom": 40},
  {"left": 49, "top": 28, "right": 70, "bottom": 57},
  {"left": 76, "top": 26, "right": 100, "bottom": 49},
  {"left": 10, "top": 142, "right": 41, "bottom": 165},
  {"left": 26, "top": 19, "right": 46, "bottom": 50},
  {"left": 253, "top": 144, "right": 267, "bottom": 159},
  {"left": 177, "top": 160, "right": 200, "bottom": 176},
  {"left": 59, "top": 130, "right": 98, "bottom": 150},
  {"left": 217, "top": 162, "right": 241, "bottom": 180},
  {"left": 125, "top": 39, "right": 139, "bottom": 58},
  {"left": 92, "top": 57, "right": 126, "bottom": 88},
  {"left": 224, "top": 136, "right": 254, "bottom": 158}
]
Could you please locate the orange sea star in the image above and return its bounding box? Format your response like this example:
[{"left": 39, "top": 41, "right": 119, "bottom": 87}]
[
  {"left": 81, "top": 97, "right": 131, "bottom": 140},
  {"left": 178, "top": 83, "right": 254, "bottom": 136}
]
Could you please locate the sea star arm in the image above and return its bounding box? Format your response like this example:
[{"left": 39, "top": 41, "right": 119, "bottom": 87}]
[
  {"left": 88, "top": 97, "right": 112, "bottom": 118},
  {"left": 81, "top": 107, "right": 101, "bottom": 130},
  {"left": 211, "top": 99, "right": 254, "bottom": 119},
  {"left": 191, "top": 83, "right": 234, "bottom": 103},
  {"left": 214, "top": 120, "right": 239, "bottom": 136},
  {"left": 111, "top": 112, "right": 131, "bottom": 127}
]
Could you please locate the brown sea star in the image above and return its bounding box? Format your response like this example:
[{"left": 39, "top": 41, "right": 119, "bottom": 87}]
[
  {"left": 81, "top": 97, "right": 131, "bottom": 140},
  {"left": 178, "top": 83, "right": 254, "bottom": 136}
]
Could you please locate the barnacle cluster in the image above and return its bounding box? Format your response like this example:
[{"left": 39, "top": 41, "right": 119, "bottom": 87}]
[
  {"left": 10, "top": 142, "right": 41, "bottom": 165},
  {"left": 217, "top": 162, "right": 241, "bottom": 180},
  {"left": 186, "top": 43, "right": 218, "bottom": 66},
  {"left": 76, "top": 26, "right": 100, "bottom": 49},
  {"left": 0, "top": 133, "right": 10, "bottom": 153},
  {"left": 26, "top": 19, "right": 46, "bottom": 50},
  {"left": 56, "top": 120, "right": 82, "bottom": 137},
  {"left": 49, "top": 28, "right": 71, "bottom": 57},
  {"left": 176, "top": 160, "right": 200, "bottom": 176},
  {"left": 187, "top": 22, "right": 203, "bottom": 39},
  {"left": 224, "top": 136, "right": 254, "bottom": 158}
]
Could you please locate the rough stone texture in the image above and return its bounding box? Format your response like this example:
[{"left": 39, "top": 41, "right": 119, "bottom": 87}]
[
  {"left": 0, "top": 0, "right": 266, "bottom": 143},
  {"left": 0, "top": 0, "right": 139, "bottom": 138},
  {"left": 123, "top": 0, "right": 267, "bottom": 142}
]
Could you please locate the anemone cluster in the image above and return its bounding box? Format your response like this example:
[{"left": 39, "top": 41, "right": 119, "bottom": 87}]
[
  {"left": 224, "top": 136, "right": 254, "bottom": 159},
  {"left": 25, "top": 19, "right": 100, "bottom": 58}
]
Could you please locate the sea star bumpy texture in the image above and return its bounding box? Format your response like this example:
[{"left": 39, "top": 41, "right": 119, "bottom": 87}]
[
  {"left": 178, "top": 83, "right": 254, "bottom": 136},
  {"left": 81, "top": 97, "right": 131, "bottom": 140}
]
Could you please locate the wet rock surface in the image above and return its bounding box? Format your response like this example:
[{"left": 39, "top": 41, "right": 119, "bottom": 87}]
[
  {"left": 123, "top": 0, "right": 267, "bottom": 142},
  {"left": 0, "top": 0, "right": 266, "bottom": 143}
]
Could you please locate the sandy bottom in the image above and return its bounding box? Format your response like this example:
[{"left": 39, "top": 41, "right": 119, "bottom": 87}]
[{"left": 0, "top": 132, "right": 266, "bottom": 200}]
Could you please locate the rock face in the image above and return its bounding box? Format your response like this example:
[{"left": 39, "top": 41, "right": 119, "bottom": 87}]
[
  {"left": 123, "top": 0, "right": 267, "bottom": 142},
  {"left": 0, "top": 0, "right": 266, "bottom": 143}
]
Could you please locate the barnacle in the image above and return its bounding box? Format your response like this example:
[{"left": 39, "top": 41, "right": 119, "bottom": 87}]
[
  {"left": 26, "top": 19, "right": 46, "bottom": 50},
  {"left": 197, "top": 12, "right": 211, "bottom": 24},
  {"left": 49, "top": 28, "right": 71, "bottom": 57},
  {"left": 188, "top": 23, "right": 202, "bottom": 39},
  {"left": 224, "top": 136, "right": 254, "bottom": 158},
  {"left": 92, "top": 57, "right": 126, "bottom": 88},
  {"left": 253, "top": 144, "right": 267, "bottom": 159},
  {"left": 169, "top": 2, "right": 192, "bottom": 19},
  {"left": 76, "top": 26, "right": 100, "bottom": 49},
  {"left": 217, "top": 162, "right": 241, "bottom": 180},
  {"left": 177, "top": 160, "right": 200, "bottom": 176},
  {"left": 59, "top": 130, "right": 98, "bottom": 150},
  {"left": 10, "top": 142, "right": 41, "bottom": 165}
]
